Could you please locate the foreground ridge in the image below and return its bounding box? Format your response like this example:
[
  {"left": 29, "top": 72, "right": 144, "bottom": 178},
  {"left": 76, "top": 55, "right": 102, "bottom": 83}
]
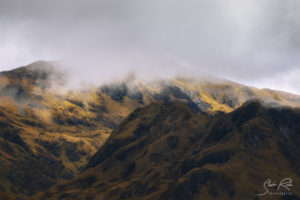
[{"left": 37, "top": 100, "right": 300, "bottom": 200}]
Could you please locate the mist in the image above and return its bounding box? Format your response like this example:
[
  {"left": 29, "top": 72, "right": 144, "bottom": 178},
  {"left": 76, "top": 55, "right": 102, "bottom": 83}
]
[{"left": 0, "top": 0, "right": 300, "bottom": 94}]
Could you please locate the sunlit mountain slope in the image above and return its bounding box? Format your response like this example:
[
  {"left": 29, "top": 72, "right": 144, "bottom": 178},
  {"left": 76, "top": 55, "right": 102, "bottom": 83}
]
[
  {"left": 37, "top": 100, "right": 300, "bottom": 200},
  {"left": 0, "top": 61, "right": 299, "bottom": 197}
]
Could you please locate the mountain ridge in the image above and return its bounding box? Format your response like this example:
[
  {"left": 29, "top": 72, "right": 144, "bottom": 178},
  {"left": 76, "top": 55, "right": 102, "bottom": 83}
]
[
  {"left": 36, "top": 100, "right": 300, "bottom": 200},
  {"left": 0, "top": 61, "right": 299, "bottom": 198}
]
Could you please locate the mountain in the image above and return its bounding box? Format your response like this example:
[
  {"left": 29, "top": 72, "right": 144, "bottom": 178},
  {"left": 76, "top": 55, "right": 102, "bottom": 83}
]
[
  {"left": 0, "top": 61, "right": 117, "bottom": 197},
  {"left": 0, "top": 61, "right": 299, "bottom": 197},
  {"left": 36, "top": 100, "right": 300, "bottom": 200}
]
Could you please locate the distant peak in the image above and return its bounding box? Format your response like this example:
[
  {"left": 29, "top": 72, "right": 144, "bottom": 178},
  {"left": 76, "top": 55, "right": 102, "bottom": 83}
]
[
  {"left": 0, "top": 60, "right": 65, "bottom": 89},
  {"left": 25, "top": 60, "right": 55, "bottom": 70}
]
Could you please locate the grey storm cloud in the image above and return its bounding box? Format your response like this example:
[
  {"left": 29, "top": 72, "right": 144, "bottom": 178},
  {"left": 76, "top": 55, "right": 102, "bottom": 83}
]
[{"left": 0, "top": 0, "right": 299, "bottom": 93}]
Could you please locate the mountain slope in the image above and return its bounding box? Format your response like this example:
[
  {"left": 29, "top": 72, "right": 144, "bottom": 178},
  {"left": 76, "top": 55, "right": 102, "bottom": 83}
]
[
  {"left": 0, "top": 61, "right": 300, "bottom": 197},
  {"left": 37, "top": 100, "right": 300, "bottom": 200},
  {"left": 0, "top": 61, "right": 114, "bottom": 196}
]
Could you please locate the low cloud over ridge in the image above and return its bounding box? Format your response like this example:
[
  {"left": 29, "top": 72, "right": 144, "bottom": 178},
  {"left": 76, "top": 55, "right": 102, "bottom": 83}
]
[{"left": 0, "top": 0, "right": 299, "bottom": 94}]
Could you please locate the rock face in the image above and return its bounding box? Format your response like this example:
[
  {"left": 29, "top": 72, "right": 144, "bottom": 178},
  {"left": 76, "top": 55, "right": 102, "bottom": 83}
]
[
  {"left": 0, "top": 61, "right": 300, "bottom": 198},
  {"left": 39, "top": 100, "right": 300, "bottom": 200}
]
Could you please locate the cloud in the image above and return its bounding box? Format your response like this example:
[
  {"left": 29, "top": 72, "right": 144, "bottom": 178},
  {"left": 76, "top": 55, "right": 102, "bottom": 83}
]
[{"left": 0, "top": 0, "right": 299, "bottom": 93}]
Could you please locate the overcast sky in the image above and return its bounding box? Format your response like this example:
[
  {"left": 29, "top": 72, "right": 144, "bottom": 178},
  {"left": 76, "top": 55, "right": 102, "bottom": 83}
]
[{"left": 0, "top": 0, "right": 299, "bottom": 93}]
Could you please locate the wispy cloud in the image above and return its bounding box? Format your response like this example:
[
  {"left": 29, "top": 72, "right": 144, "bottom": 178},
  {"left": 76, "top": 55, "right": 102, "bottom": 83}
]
[{"left": 0, "top": 0, "right": 299, "bottom": 94}]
